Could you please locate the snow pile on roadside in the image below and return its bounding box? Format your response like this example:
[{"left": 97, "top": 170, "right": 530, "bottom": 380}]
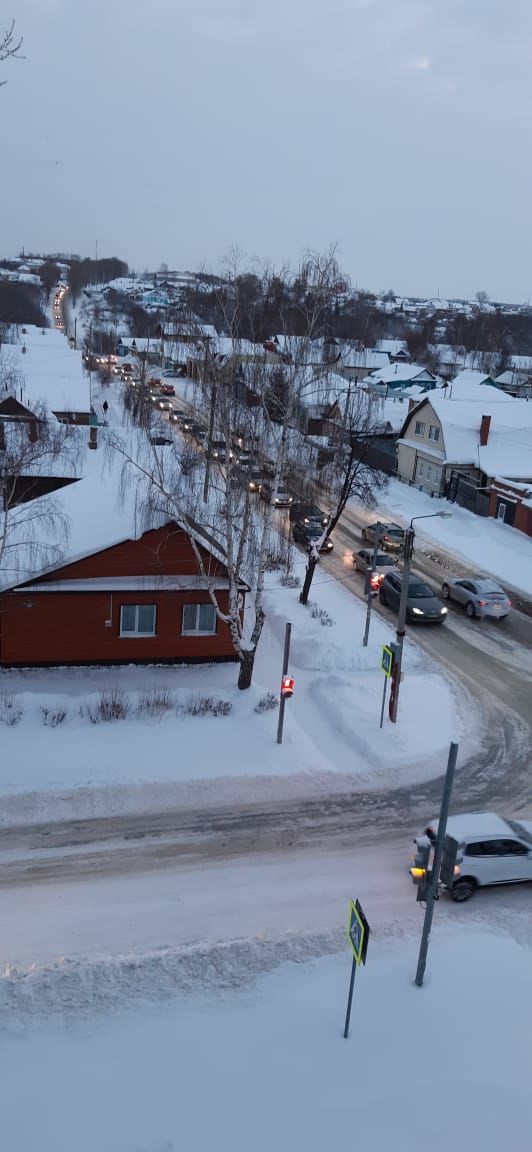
[
  {"left": 2, "top": 930, "right": 531, "bottom": 1152},
  {"left": 377, "top": 479, "right": 532, "bottom": 596}
]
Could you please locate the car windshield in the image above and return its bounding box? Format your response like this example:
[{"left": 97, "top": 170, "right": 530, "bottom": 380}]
[
  {"left": 385, "top": 528, "right": 403, "bottom": 539},
  {"left": 408, "top": 581, "right": 435, "bottom": 598},
  {"left": 508, "top": 820, "right": 532, "bottom": 846},
  {"left": 376, "top": 554, "right": 395, "bottom": 566}
]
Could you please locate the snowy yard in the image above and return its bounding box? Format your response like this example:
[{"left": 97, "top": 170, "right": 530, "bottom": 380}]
[
  {"left": 0, "top": 553, "right": 465, "bottom": 825},
  {"left": 375, "top": 479, "right": 532, "bottom": 596},
  {"left": 2, "top": 928, "right": 531, "bottom": 1152}
]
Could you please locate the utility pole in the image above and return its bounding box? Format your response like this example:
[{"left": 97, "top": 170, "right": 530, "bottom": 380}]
[
  {"left": 389, "top": 510, "right": 452, "bottom": 723},
  {"left": 362, "top": 527, "right": 382, "bottom": 647},
  {"left": 388, "top": 526, "right": 414, "bottom": 722},
  {"left": 203, "top": 361, "right": 218, "bottom": 504},
  {"left": 415, "top": 741, "right": 459, "bottom": 987}
]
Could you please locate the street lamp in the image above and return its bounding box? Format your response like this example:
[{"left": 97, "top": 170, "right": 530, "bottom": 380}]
[{"left": 389, "top": 510, "right": 452, "bottom": 723}]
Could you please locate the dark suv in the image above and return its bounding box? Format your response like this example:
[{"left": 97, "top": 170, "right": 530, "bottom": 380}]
[
  {"left": 362, "top": 522, "right": 405, "bottom": 552},
  {"left": 379, "top": 571, "right": 447, "bottom": 624},
  {"left": 289, "top": 502, "right": 329, "bottom": 527}
]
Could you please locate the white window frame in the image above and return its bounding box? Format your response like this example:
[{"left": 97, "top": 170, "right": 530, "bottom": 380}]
[
  {"left": 417, "top": 461, "right": 425, "bottom": 478},
  {"left": 428, "top": 425, "right": 440, "bottom": 442},
  {"left": 181, "top": 602, "right": 217, "bottom": 636},
  {"left": 414, "top": 420, "right": 426, "bottom": 436},
  {"left": 119, "top": 603, "right": 157, "bottom": 637}
]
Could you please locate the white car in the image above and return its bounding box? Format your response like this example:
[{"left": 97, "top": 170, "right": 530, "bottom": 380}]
[{"left": 415, "top": 812, "right": 532, "bottom": 902}]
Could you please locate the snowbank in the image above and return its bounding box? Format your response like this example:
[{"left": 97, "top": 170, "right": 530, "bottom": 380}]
[{"left": 2, "top": 929, "right": 531, "bottom": 1152}]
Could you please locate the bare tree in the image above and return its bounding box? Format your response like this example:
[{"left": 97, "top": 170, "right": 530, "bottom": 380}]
[
  {"left": 0, "top": 390, "right": 78, "bottom": 585},
  {"left": 0, "top": 20, "right": 23, "bottom": 85},
  {"left": 109, "top": 250, "right": 346, "bottom": 689},
  {"left": 298, "top": 386, "right": 388, "bottom": 605}
]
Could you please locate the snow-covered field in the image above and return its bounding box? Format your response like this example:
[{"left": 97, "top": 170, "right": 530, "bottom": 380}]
[
  {"left": 2, "top": 928, "right": 531, "bottom": 1152},
  {"left": 0, "top": 553, "right": 465, "bottom": 826},
  {"left": 377, "top": 479, "right": 532, "bottom": 596}
]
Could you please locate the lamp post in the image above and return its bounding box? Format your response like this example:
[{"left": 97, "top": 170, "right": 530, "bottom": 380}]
[{"left": 389, "top": 510, "right": 452, "bottom": 723}]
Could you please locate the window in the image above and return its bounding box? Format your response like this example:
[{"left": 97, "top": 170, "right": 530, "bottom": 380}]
[
  {"left": 418, "top": 462, "right": 424, "bottom": 478},
  {"left": 497, "top": 839, "right": 528, "bottom": 857},
  {"left": 120, "top": 604, "right": 156, "bottom": 636},
  {"left": 182, "top": 602, "right": 217, "bottom": 635},
  {"left": 414, "top": 421, "right": 426, "bottom": 436},
  {"left": 426, "top": 465, "right": 433, "bottom": 480},
  {"left": 428, "top": 425, "right": 440, "bottom": 442}
]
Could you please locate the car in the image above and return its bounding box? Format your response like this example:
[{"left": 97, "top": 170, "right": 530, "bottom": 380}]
[
  {"left": 289, "top": 502, "right": 329, "bottom": 527},
  {"left": 441, "top": 575, "right": 512, "bottom": 619},
  {"left": 168, "top": 408, "right": 186, "bottom": 424},
  {"left": 362, "top": 521, "right": 405, "bottom": 552},
  {"left": 210, "top": 439, "right": 235, "bottom": 463},
  {"left": 246, "top": 469, "right": 264, "bottom": 494},
  {"left": 293, "top": 522, "right": 333, "bottom": 552},
  {"left": 149, "top": 435, "right": 173, "bottom": 446},
  {"left": 352, "top": 549, "right": 398, "bottom": 585},
  {"left": 379, "top": 571, "right": 447, "bottom": 623},
  {"left": 191, "top": 424, "right": 208, "bottom": 445},
  {"left": 159, "top": 383, "right": 176, "bottom": 396},
  {"left": 413, "top": 812, "right": 532, "bottom": 902},
  {"left": 260, "top": 481, "right": 293, "bottom": 507},
  {"left": 155, "top": 397, "right": 172, "bottom": 411}
]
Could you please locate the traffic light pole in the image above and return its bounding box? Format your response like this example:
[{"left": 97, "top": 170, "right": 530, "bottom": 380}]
[
  {"left": 415, "top": 741, "right": 459, "bottom": 987},
  {"left": 276, "top": 622, "right": 292, "bottom": 745},
  {"left": 388, "top": 526, "right": 414, "bottom": 723},
  {"left": 362, "top": 530, "right": 382, "bottom": 647}
]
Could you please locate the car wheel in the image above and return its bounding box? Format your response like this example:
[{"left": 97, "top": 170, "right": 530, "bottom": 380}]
[
  {"left": 441, "top": 583, "right": 449, "bottom": 599},
  {"left": 449, "top": 878, "right": 476, "bottom": 902},
  {"left": 465, "top": 601, "right": 476, "bottom": 618}
]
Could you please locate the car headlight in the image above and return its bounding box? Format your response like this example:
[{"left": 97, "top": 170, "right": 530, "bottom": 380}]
[
  {"left": 412, "top": 607, "right": 423, "bottom": 615},
  {"left": 440, "top": 606, "right": 447, "bottom": 614}
]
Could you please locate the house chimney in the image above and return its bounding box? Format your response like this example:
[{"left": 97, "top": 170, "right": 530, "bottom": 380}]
[{"left": 479, "top": 414, "right": 491, "bottom": 446}]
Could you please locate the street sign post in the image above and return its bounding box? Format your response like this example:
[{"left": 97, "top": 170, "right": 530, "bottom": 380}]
[
  {"left": 343, "top": 898, "right": 370, "bottom": 1039},
  {"left": 379, "top": 644, "right": 398, "bottom": 728}
]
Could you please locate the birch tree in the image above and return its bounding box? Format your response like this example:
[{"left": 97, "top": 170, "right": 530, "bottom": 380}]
[{"left": 109, "top": 250, "right": 345, "bottom": 689}]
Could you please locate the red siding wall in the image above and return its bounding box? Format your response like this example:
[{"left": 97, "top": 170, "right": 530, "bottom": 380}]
[
  {"left": 0, "top": 590, "right": 237, "bottom": 665},
  {"left": 36, "top": 524, "right": 226, "bottom": 583},
  {"left": 0, "top": 523, "right": 240, "bottom": 666}
]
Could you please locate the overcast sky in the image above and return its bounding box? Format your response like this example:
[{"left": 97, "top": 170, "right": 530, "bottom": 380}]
[{"left": 2, "top": 0, "right": 532, "bottom": 301}]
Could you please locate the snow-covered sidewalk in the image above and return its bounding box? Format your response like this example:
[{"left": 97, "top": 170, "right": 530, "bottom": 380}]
[
  {"left": 0, "top": 552, "right": 466, "bottom": 826},
  {"left": 2, "top": 927, "right": 531, "bottom": 1152},
  {"left": 375, "top": 479, "right": 532, "bottom": 596}
]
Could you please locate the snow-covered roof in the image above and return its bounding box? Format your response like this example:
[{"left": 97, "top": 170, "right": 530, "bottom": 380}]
[
  {"left": 0, "top": 457, "right": 231, "bottom": 593},
  {"left": 0, "top": 326, "right": 90, "bottom": 415},
  {"left": 363, "top": 362, "right": 436, "bottom": 386},
  {"left": 341, "top": 347, "right": 389, "bottom": 370},
  {"left": 449, "top": 369, "right": 496, "bottom": 390},
  {"left": 373, "top": 339, "right": 408, "bottom": 356},
  {"left": 403, "top": 387, "right": 532, "bottom": 478}
]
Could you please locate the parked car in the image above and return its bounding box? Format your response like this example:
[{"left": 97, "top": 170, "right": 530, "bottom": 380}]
[
  {"left": 260, "top": 481, "right": 293, "bottom": 508},
  {"left": 441, "top": 575, "right": 512, "bottom": 619},
  {"left": 289, "top": 502, "right": 329, "bottom": 527},
  {"left": 293, "top": 522, "right": 333, "bottom": 552},
  {"left": 379, "top": 571, "right": 447, "bottom": 623},
  {"left": 149, "top": 435, "right": 173, "bottom": 447},
  {"left": 352, "top": 549, "right": 398, "bottom": 584},
  {"left": 362, "top": 522, "right": 405, "bottom": 552},
  {"left": 413, "top": 812, "right": 532, "bottom": 902}
]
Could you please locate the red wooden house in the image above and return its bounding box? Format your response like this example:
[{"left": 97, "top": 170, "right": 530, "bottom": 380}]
[{"left": 0, "top": 473, "right": 245, "bottom": 667}]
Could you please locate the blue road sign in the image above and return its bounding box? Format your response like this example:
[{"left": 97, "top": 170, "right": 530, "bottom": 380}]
[{"left": 381, "top": 645, "right": 394, "bottom": 678}]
